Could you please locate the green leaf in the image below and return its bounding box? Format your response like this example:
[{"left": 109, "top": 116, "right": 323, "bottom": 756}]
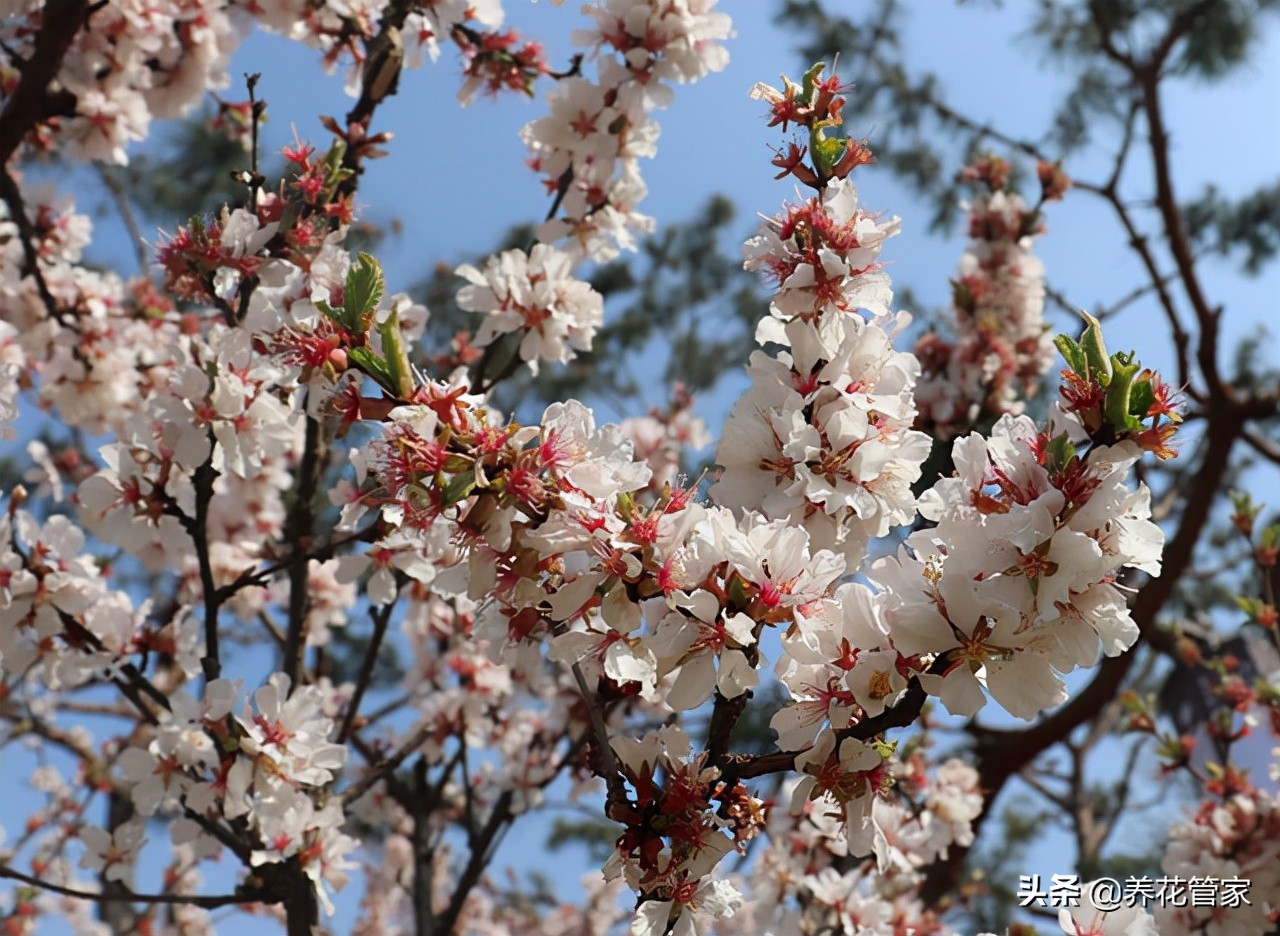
[
  {"left": 1229, "top": 491, "right": 1257, "bottom": 516},
  {"left": 377, "top": 308, "right": 414, "bottom": 399},
  {"left": 347, "top": 346, "right": 395, "bottom": 393},
  {"left": 321, "top": 139, "right": 348, "bottom": 186},
  {"left": 1078, "top": 312, "right": 1111, "bottom": 385},
  {"left": 441, "top": 471, "right": 477, "bottom": 507},
  {"left": 1261, "top": 523, "right": 1280, "bottom": 551},
  {"left": 810, "top": 126, "right": 847, "bottom": 176},
  {"left": 1237, "top": 596, "right": 1265, "bottom": 620},
  {"left": 346, "top": 252, "right": 386, "bottom": 333},
  {"left": 801, "top": 61, "right": 826, "bottom": 100},
  {"left": 1054, "top": 334, "right": 1086, "bottom": 374},
  {"left": 1103, "top": 352, "right": 1143, "bottom": 431},
  {"left": 315, "top": 298, "right": 348, "bottom": 330},
  {"left": 1043, "top": 432, "right": 1077, "bottom": 474},
  {"left": 871, "top": 738, "right": 897, "bottom": 760},
  {"left": 1127, "top": 375, "right": 1156, "bottom": 419}
]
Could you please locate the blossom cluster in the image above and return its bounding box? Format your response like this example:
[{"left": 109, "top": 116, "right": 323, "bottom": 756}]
[
  {"left": 522, "top": 0, "right": 733, "bottom": 261},
  {"left": 1158, "top": 780, "right": 1280, "bottom": 935},
  {"left": 735, "top": 755, "right": 985, "bottom": 936},
  {"left": 1, "top": 2, "right": 738, "bottom": 929},
  {"left": 874, "top": 411, "right": 1164, "bottom": 719},
  {"left": 914, "top": 156, "right": 1068, "bottom": 438},
  {"left": 455, "top": 242, "right": 604, "bottom": 373}
]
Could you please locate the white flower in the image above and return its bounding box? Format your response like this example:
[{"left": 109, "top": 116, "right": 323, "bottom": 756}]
[
  {"left": 1060, "top": 880, "right": 1158, "bottom": 936},
  {"left": 711, "top": 313, "right": 928, "bottom": 565},
  {"left": 78, "top": 820, "right": 146, "bottom": 883},
  {"left": 651, "top": 589, "right": 759, "bottom": 711},
  {"left": 456, "top": 244, "right": 603, "bottom": 373},
  {"left": 540, "top": 400, "right": 652, "bottom": 499},
  {"left": 236, "top": 673, "right": 346, "bottom": 788}
]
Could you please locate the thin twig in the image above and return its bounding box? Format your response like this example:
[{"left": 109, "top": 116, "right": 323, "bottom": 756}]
[
  {"left": 337, "top": 597, "right": 396, "bottom": 742},
  {"left": 342, "top": 722, "right": 435, "bottom": 806},
  {"left": 0, "top": 865, "right": 273, "bottom": 909},
  {"left": 569, "top": 661, "right": 628, "bottom": 816},
  {"left": 94, "top": 164, "right": 150, "bottom": 275}
]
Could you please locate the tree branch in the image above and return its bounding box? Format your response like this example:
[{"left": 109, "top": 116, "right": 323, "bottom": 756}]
[
  {"left": 429, "top": 790, "right": 516, "bottom": 936},
  {"left": 1135, "top": 45, "right": 1226, "bottom": 402},
  {"left": 281, "top": 413, "right": 327, "bottom": 691},
  {"left": 723, "top": 668, "right": 935, "bottom": 784},
  {"left": 337, "top": 597, "right": 396, "bottom": 743},
  {"left": 569, "top": 661, "right": 628, "bottom": 818},
  {"left": 0, "top": 0, "right": 88, "bottom": 165},
  {"left": 0, "top": 864, "right": 273, "bottom": 909}
]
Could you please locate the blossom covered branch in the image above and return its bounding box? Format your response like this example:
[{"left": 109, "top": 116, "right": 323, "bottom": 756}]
[{"left": 2, "top": 1, "right": 1252, "bottom": 934}]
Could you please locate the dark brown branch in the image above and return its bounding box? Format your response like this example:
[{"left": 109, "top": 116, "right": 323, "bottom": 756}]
[
  {"left": 1091, "top": 736, "right": 1149, "bottom": 858},
  {"left": 1095, "top": 268, "right": 1184, "bottom": 322},
  {"left": 2, "top": 713, "right": 100, "bottom": 765},
  {"left": 0, "top": 2, "right": 91, "bottom": 344},
  {"left": 0, "top": 864, "right": 273, "bottom": 909},
  {"left": 190, "top": 456, "right": 223, "bottom": 681},
  {"left": 215, "top": 521, "right": 382, "bottom": 604},
  {"left": 56, "top": 616, "right": 253, "bottom": 865},
  {"left": 706, "top": 688, "right": 751, "bottom": 769},
  {"left": 1150, "top": 0, "right": 1223, "bottom": 72},
  {"left": 282, "top": 866, "right": 319, "bottom": 936},
  {"left": 333, "top": 0, "right": 413, "bottom": 205},
  {"left": 723, "top": 668, "right": 935, "bottom": 784},
  {"left": 59, "top": 614, "right": 170, "bottom": 723},
  {"left": 1094, "top": 182, "right": 1195, "bottom": 397},
  {"left": 1075, "top": 94, "right": 1197, "bottom": 397},
  {"left": 569, "top": 661, "right": 628, "bottom": 816},
  {"left": 1136, "top": 65, "right": 1226, "bottom": 404},
  {"left": 1241, "top": 426, "right": 1280, "bottom": 466},
  {"left": 342, "top": 721, "right": 435, "bottom": 806},
  {"left": 0, "top": 174, "right": 84, "bottom": 339},
  {"left": 923, "top": 96, "right": 1050, "bottom": 165},
  {"left": 1086, "top": 3, "right": 1137, "bottom": 70},
  {"left": 281, "top": 414, "right": 327, "bottom": 691},
  {"left": 430, "top": 790, "right": 515, "bottom": 936},
  {"left": 412, "top": 759, "right": 435, "bottom": 936},
  {"left": 337, "top": 597, "right": 396, "bottom": 742},
  {"left": 0, "top": 0, "right": 88, "bottom": 164},
  {"left": 245, "top": 73, "right": 266, "bottom": 203}
]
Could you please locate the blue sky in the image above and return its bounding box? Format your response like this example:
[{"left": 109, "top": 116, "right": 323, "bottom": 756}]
[{"left": 6, "top": 1, "right": 1280, "bottom": 931}]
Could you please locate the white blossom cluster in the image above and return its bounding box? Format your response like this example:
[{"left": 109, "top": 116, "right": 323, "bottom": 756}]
[
  {"left": 875, "top": 414, "right": 1163, "bottom": 720},
  {"left": 521, "top": 0, "right": 733, "bottom": 261},
  {"left": 455, "top": 242, "right": 604, "bottom": 373},
  {"left": 1158, "top": 785, "right": 1280, "bottom": 936},
  {"left": 711, "top": 309, "right": 932, "bottom": 565},
  {"left": 914, "top": 178, "right": 1057, "bottom": 438},
  {"left": 732, "top": 758, "right": 985, "bottom": 936}
]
